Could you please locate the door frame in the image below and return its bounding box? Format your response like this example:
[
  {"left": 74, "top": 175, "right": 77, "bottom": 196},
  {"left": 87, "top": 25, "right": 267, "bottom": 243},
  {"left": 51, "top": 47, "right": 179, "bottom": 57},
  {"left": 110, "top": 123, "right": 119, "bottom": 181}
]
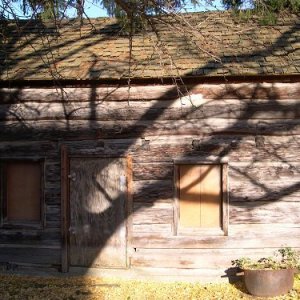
[{"left": 60, "top": 145, "right": 132, "bottom": 272}]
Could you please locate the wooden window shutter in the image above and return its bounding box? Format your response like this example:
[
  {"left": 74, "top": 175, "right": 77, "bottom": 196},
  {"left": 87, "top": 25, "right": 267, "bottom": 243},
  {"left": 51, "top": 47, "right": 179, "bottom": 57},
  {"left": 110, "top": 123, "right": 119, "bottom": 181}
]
[
  {"left": 179, "top": 164, "right": 221, "bottom": 228},
  {"left": 6, "top": 162, "right": 41, "bottom": 222}
]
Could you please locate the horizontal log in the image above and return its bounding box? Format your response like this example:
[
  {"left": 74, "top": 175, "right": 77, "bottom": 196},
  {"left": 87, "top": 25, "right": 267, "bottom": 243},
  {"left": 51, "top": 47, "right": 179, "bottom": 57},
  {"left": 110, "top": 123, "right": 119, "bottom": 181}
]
[
  {"left": 189, "top": 134, "right": 300, "bottom": 159},
  {"left": 141, "top": 134, "right": 300, "bottom": 148},
  {"left": 230, "top": 183, "right": 300, "bottom": 202},
  {"left": 132, "top": 201, "right": 173, "bottom": 226},
  {"left": 131, "top": 229, "right": 300, "bottom": 249},
  {"left": 2, "top": 133, "right": 298, "bottom": 159},
  {"left": 240, "top": 100, "right": 300, "bottom": 119},
  {"left": 46, "top": 204, "right": 61, "bottom": 213},
  {"left": 230, "top": 201, "right": 300, "bottom": 224},
  {"left": 64, "top": 139, "right": 105, "bottom": 155},
  {"left": 230, "top": 192, "right": 300, "bottom": 203},
  {"left": 0, "top": 141, "right": 59, "bottom": 156},
  {"left": 230, "top": 164, "right": 300, "bottom": 182},
  {"left": 45, "top": 162, "right": 61, "bottom": 184},
  {"left": 132, "top": 135, "right": 300, "bottom": 163},
  {"left": 189, "top": 83, "right": 300, "bottom": 101},
  {"left": 132, "top": 224, "right": 172, "bottom": 234},
  {"left": 133, "top": 180, "right": 173, "bottom": 202},
  {"left": 130, "top": 248, "right": 290, "bottom": 269},
  {"left": 133, "top": 163, "right": 173, "bottom": 181},
  {"left": 132, "top": 151, "right": 300, "bottom": 165},
  {"left": 229, "top": 163, "right": 300, "bottom": 202},
  {"left": 0, "top": 247, "right": 60, "bottom": 265},
  {"left": 103, "top": 138, "right": 142, "bottom": 156},
  {"left": 229, "top": 223, "right": 300, "bottom": 235},
  {"left": 45, "top": 220, "right": 61, "bottom": 229},
  {"left": 0, "top": 229, "right": 61, "bottom": 246},
  {"left": 44, "top": 187, "right": 61, "bottom": 204},
  {"left": 133, "top": 158, "right": 300, "bottom": 182},
  {"left": 44, "top": 181, "right": 60, "bottom": 190},
  {"left": 0, "top": 101, "right": 239, "bottom": 121},
  {"left": 133, "top": 200, "right": 173, "bottom": 209},
  {"left": 1, "top": 99, "right": 300, "bottom": 122},
  {"left": 2, "top": 119, "right": 300, "bottom": 141},
  {"left": 46, "top": 205, "right": 61, "bottom": 224},
  {"left": 0, "top": 86, "right": 181, "bottom": 102},
  {"left": 132, "top": 206, "right": 173, "bottom": 225},
  {"left": 133, "top": 223, "right": 300, "bottom": 238},
  {"left": 1, "top": 83, "right": 299, "bottom": 103},
  {"left": 2, "top": 134, "right": 298, "bottom": 165},
  {"left": 45, "top": 204, "right": 61, "bottom": 228}
]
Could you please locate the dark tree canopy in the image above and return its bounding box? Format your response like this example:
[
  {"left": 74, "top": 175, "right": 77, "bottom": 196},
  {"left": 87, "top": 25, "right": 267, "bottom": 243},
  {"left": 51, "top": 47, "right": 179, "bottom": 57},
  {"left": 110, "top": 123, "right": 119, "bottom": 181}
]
[{"left": 2, "top": 0, "right": 299, "bottom": 22}]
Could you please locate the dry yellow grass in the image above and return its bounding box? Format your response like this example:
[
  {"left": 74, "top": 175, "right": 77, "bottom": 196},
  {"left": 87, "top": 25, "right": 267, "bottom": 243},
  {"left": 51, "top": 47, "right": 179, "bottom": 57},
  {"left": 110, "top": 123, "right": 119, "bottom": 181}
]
[{"left": 0, "top": 274, "right": 299, "bottom": 300}]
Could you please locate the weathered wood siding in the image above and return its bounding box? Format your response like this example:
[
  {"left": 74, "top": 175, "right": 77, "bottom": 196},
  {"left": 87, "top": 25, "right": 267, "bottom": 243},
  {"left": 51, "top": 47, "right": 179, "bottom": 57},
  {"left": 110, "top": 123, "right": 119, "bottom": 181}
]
[
  {"left": 0, "top": 82, "right": 299, "bottom": 271},
  {"left": 69, "top": 157, "right": 127, "bottom": 268},
  {"left": 0, "top": 143, "right": 61, "bottom": 268}
]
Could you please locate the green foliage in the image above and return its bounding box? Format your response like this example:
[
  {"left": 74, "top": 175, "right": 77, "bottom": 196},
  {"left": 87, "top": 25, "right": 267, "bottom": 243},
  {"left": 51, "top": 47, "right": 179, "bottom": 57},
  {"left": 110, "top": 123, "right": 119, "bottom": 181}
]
[
  {"left": 277, "top": 247, "right": 300, "bottom": 269},
  {"left": 223, "top": 0, "right": 300, "bottom": 11},
  {"left": 255, "top": 0, "right": 300, "bottom": 24},
  {"left": 232, "top": 247, "right": 300, "bottom": 270},
  {"left": 259, "top": 0, "right": 300, "bottom": 12},
  {"left": 5, "top": 0, "right": 299, "bottom": 26},
  {"left": 96, "top": 0, "right": 201, "bottom": 32},
  {"left": 222, "top": 0, "right": 243, "bottom": 10},
  {"left": 11, "top": 0, "right": 67, "bottom": 20},
  {"left": 6, "top": 0, "right": 201, "bottom": 32},
  {"left": 11, "top": 0, "right": 197, "bottom": 19},
  {"left": 224, "top": 0, "right": 300, "bottom": 25}
]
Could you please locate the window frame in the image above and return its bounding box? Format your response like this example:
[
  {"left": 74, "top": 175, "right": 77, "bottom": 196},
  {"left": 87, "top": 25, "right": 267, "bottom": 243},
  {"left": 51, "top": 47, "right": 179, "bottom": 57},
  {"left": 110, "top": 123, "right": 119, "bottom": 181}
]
[
  {"left": 0, "top": 159, "right": 44, "bottom": 229},
  {"left": 173, "top": 158, "right": 229, "bottom": 236}
]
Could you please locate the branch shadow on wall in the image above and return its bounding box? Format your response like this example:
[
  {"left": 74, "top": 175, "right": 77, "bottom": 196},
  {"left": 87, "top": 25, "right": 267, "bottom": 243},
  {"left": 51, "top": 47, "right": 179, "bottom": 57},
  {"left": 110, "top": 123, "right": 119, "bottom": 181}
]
[{"left": 0, "top": 16, "right": 299, "bottom": 288}]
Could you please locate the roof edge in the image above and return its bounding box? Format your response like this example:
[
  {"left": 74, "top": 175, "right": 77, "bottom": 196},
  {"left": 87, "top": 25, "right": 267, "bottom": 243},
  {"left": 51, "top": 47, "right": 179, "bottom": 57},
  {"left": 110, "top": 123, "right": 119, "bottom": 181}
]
[{"left": 1, "top": 74, "right": 300, "bottom": 88}]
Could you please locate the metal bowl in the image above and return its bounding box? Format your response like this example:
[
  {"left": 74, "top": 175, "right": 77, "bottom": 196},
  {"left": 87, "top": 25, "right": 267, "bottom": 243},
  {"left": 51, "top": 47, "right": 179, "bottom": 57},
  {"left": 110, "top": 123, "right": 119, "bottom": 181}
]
[{"left": 244, "top": 268, "right": 294, "bottom": 297}]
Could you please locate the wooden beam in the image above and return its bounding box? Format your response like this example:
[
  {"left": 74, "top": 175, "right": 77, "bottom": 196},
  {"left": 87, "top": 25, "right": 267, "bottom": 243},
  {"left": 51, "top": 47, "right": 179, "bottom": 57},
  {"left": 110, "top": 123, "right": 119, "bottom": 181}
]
[
  {"left": 131, "top": 231, "right": 300, "bottom": 249},
  {"left": 1, "top": 82, "right": 300, "bottom": 103},
  {"left": 60, "top": 145, "right": 69, "bottom": 273},
  {"left": 126, "top": 155, "right": 133, "bottom": 266},
  {"left": 0, "top": 74, "right": 300, "bottom": 89}
]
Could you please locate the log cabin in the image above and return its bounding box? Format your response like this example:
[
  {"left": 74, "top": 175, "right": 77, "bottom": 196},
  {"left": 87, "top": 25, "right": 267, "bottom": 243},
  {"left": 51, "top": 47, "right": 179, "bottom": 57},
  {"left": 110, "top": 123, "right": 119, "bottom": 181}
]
[{"left": 0, "top": 11, "right": 299, "bottom": 279}]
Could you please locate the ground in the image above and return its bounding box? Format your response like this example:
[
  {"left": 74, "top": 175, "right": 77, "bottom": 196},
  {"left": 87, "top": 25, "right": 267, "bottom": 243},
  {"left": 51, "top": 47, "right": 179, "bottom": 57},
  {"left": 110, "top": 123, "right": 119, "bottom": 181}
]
[{"left": 0, "top": 274, "right": 299, "bottom": 299}]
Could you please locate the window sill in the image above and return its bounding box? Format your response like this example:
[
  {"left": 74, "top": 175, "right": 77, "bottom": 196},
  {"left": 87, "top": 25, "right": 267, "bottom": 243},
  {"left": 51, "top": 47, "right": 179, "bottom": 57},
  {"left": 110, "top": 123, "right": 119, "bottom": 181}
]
[{"left": 176, "top": 227, "right": 226, "bottom": 236}]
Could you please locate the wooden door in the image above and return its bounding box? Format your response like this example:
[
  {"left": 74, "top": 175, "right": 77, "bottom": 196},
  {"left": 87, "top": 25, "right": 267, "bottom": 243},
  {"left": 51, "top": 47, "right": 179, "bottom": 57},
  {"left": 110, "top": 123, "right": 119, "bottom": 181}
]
[{"left": 69, "top": 157, "right": 127, "bottom": 268}]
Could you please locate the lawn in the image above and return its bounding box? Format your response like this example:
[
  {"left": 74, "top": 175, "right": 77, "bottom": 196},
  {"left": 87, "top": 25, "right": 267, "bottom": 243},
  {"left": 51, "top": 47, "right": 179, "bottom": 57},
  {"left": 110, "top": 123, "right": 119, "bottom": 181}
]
[{"left": 0, "top": 274, "right": 299, "bottom": 299}]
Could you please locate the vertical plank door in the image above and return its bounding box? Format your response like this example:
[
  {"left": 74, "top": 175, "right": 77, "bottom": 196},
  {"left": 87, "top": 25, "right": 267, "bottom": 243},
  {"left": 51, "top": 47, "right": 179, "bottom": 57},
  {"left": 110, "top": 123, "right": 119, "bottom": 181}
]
[{"left": 69, "top": 157, "right": 127, "bottom": 268}]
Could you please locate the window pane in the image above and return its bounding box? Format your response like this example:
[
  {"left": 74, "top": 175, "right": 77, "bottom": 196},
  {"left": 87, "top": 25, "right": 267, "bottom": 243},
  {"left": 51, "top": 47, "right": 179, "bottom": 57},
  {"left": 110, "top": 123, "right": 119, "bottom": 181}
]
[{"left": 6, "top": 162, "right": 41, "bottom": 222}]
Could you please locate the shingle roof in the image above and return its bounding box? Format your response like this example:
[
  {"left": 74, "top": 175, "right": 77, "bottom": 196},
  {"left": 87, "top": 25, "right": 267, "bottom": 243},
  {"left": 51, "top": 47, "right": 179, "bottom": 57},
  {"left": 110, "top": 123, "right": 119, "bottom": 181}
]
[{"left": 0, "top": 11, "right": 300, "bottom": 80}]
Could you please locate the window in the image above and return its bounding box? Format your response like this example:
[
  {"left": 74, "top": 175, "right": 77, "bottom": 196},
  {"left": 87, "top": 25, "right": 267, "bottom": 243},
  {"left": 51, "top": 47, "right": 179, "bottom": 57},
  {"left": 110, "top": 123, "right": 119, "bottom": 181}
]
[
  {"left": 1, "top": 161, "right": 43, "bottom": 225},
  {"left": 174, "top": 162, "right": 228, "bottom": 235}
]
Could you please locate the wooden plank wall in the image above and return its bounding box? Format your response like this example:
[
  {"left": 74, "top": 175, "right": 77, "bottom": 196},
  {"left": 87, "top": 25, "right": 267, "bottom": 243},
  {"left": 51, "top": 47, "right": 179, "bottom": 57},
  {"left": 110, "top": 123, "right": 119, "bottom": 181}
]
[
  {"left": 0, "top": 142, "right": 61, "bottom": 268},
  {"left": 0, "top": 82, "right": 300, "bottom": 271}
]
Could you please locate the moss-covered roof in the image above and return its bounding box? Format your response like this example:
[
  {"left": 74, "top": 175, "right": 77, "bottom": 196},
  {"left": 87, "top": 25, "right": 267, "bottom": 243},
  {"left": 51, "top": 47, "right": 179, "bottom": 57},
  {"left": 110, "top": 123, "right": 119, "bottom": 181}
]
[{"left": 0, "top": 11, "right": 299, "bottom": 80}]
